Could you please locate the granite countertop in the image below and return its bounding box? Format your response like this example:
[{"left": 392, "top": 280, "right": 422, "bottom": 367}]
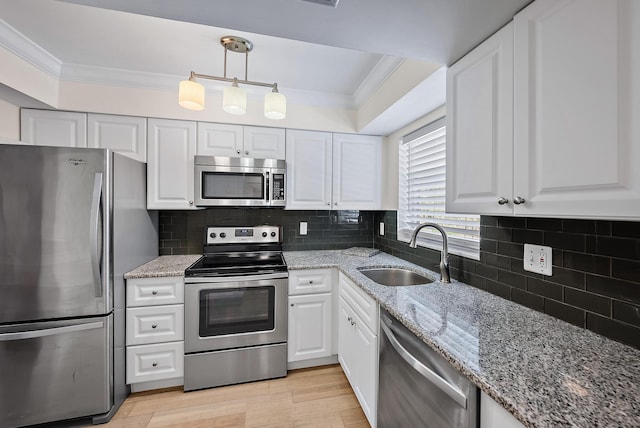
[
  {"left": 124, "top": 254, "right": 201, "bottom": 279},
  {"left": 284, "top": 250, "right": 640, "bottom": 428}
]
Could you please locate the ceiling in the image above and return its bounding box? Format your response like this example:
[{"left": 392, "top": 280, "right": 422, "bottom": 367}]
[{"left": 0, "top": 0, "right": 532, "bottom": 135}]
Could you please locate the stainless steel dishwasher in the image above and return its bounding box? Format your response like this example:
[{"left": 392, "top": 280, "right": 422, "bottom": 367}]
[{"left": 378, "top": 309, "right": 478, "bottom": 428}]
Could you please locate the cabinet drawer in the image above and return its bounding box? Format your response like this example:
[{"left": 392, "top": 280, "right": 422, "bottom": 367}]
[
  {"left": 126, "top": 277, "right": 184, "bottom": 307},
  {"left": 289, "top": 269, "right": 334, "bottom": 295},
  {"left": 126, "top": 305, "right": 184, "bottom": 346},
  {"left": 339, "top": 273, "right": 378, "bottom": 333},
  {"left": 126, "top": 341, "right": 184, "bottom": 384}
]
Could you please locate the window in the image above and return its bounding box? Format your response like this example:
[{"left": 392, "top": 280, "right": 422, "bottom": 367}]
[{"left": 398, "top": 117, "right": 480, "bottom": 260}]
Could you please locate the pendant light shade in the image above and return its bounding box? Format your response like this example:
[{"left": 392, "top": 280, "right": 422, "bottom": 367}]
[
  {"left": 222, "top": 80, "right": 247, "bottom": 115},
  {"left": 178, "top": 79, "right": 205, "bottom": 110},
  {"left": 264, "top": 88, "right": 286, "bottom": 120}
]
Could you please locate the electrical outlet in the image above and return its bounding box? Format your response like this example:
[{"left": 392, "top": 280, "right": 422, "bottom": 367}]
[
  {"left": 299, "top": 222, "right": 308, "bottom": 235},
  {"left": 379, "top": 222, "right": 385, "bottom": 236},
  {"left": 523, "top": 244, "right": 552, "bottom": 276}
]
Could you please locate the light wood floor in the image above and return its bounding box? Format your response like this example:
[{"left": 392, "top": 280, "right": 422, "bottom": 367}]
[{"left": 96, "top": 364, "right": 369, "bottom": 428}]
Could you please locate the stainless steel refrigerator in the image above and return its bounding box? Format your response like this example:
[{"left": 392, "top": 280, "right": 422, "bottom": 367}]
[{"left": 0, "top": 144, "right": 158, "bottom": 427}]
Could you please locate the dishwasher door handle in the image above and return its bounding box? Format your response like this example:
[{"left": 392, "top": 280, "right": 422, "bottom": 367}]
[{"left": 380, "top": 320, "right": 468, "bottom": 409}]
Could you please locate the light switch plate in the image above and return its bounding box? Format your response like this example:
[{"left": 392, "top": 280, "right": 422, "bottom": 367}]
[
  {"left": 379, "top": 222, "right": 385, "bottom": 236},
  {"left": 299, "top": 222, "right": 308, "bottom": 235},
  {"left": 524, "top": 244, "right": 552, "bottom": 276}
]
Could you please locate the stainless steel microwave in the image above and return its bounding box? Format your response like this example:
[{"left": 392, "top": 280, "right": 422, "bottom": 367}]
[{"left": 194, "top": 156, "right": 286, "bottom": 207}]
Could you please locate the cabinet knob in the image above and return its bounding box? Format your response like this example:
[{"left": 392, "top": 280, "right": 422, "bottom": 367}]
[
  {"left": 290, "top": 303, "right": 294, "bottom": 307},
  {"left": 513, "top": 196, "right": 526, "bottom": 205},
  {"left": 245, "top": 150, "right": 249, "bottom": 155},
  {"left": 309, "top": 280, "right": 314, "bottom": 284},
  {"left": 497, "top": 197, "right": 509, "bottom": 205},
  {"left": 189, "top": 200, "right": 194, "bottom": 206},
  {"left": 152, "top": 362, "right": 158, "bottom": 367},
  {"left": 151, "top": 324, "right": 158, "bottom": 329},
  {"left": 347, "top": 316, "right": 352, "bottom": 322},
  {"left": 334, "top": 202, "right": 338, "bottom": 206},
  {"left": 236, "top": 149, "right": 241, "bottom": 154},
  {"left": 350, "top": 320, "right": 355, "bottom": 326},
  {"left": 151, "top": 290, "right": 158, "bottom": 295},
  {"left": 326, "top": 202, "right": 331, "bottom": 206}
]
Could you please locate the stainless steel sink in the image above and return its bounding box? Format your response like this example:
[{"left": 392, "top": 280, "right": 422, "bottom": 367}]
[{"left": 358, "top": 267, "right": 434, "bottom": 286}]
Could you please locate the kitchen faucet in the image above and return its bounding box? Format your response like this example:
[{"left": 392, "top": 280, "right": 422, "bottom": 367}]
[{"left": 409, "top": 223, "right": 451, "bottom": 283}]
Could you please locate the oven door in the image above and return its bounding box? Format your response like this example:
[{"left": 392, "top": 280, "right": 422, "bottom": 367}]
[{"left": 184, "top": 275, "right": 288, "bottom": 353}]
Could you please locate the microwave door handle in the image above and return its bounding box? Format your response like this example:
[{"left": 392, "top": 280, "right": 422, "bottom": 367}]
[{"left": 265, "top": 171, "right": 270, "bottom": 204}]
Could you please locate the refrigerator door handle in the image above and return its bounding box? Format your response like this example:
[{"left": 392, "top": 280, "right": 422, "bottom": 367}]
[
  {"left": 0, "top": 321, "right": 104, "bottom": 341},
  {"left": 90, "top": 172, "right": 103, "bottom": 298}
]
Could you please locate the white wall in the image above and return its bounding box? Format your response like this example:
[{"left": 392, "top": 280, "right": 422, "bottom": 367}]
[
  {"left": 0, "top": 98, "right": 20, "bottom": 140},
  {"left": 381, "top": 105, "right": 446, "bottom": 210}
]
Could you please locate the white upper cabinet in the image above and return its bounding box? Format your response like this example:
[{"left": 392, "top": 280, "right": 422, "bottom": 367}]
[
  {"left": 20, "top": 109, "right": 87, "bottom": 148},
  {"left": 448, "top": 0, "right": 640, "bottom": 219},
  {"left": 446, "top": 23, "right": 514, "bottom": 215},
  {"left": 197, "top": 122, "right": 243, "bottom": 157},
  {"left": 244, "top": 126, "right": 286, "bottom": 159},
  {"left": 87, "top": 114, "right": 147, "bottom": 162},
  {"left": 332, "top": 134, "right": 382, "bottom": 210},
  {"left": 286, "top": 129, "right": 382, "bottom": 210},
  {"left": 286, "top": 129, "right": 333, "bottom": 210},
  {"left": 513, "top": 0, "right": 640, "bottom": 219},
  {"left": 147, "top": 118, "right": 198, "bottom": 210},
  {"left": 197, "top": 123, "right": 285, "bottom": 159}
]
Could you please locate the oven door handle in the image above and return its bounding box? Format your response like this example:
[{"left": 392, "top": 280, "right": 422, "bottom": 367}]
[{"left": 184, "top": 272, "right": 289, "bottom": 284}]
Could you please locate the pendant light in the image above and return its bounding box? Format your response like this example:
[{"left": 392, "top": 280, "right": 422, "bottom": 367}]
[{"left": 178, "top": 36, "right": 286, "bottom": 120}]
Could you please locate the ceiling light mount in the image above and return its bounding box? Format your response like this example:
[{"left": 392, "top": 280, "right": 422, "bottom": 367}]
[{"left": 178, "top": 35, "right": 286, "bottom": 120}]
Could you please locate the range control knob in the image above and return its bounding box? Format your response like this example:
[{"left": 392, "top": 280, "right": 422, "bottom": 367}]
[
  {"left": 271, "top": 232, "right": 277, "bottom": 237},
  {"left": 262, "top": 232, "right": 268, "bottom": 237},
  {"left": 220, "top": 232, "right": 226, "bottom": 238},
  {"left": 209, "top": 232, "right": 216, "bottom": 239}
]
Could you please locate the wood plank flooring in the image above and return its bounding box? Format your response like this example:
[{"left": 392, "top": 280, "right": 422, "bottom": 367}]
[{"left": 97, "top": 364, "right": 369, "bottom": 428}]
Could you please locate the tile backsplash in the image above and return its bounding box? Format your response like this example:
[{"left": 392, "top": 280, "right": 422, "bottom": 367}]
[
  {"left": 159, "top": 208, "right": 375, "bottom": 254},
  {"left": 374, "top": 212, "right": 640, "bottom": 349}
]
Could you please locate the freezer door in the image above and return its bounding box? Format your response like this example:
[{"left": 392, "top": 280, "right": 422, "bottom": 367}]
[
  {"left": 0, "top": 145, "right": 109, "bottom": 322},
  {"left": 0, "top": 315, "right": 112, "bottom": 427}
]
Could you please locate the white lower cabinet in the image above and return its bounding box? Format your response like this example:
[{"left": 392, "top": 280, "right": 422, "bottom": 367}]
[
  {"left": 126, "top": 276, "right": 185, "bottom": 391},
  {"left": 287, "top": 269, "right": 337, "bottom": 368},
  {"left": 338, "top": 273, "right": 378, "bottom": 427},
  {"left": 480, "top": 391, "right": 525, "bottom": 428}
]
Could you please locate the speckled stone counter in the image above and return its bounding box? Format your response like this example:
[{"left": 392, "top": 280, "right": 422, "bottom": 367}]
[
  {"left": 284, "top": 250, "right": 640, "bottom": 428},
  {"left": 124, "top": 255, "right": 201, "bottom": 279}
]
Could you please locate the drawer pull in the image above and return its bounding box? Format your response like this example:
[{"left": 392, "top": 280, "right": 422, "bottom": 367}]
[
  {"left": 151, "top": 290, "right": 158, "bottom": 295},
  {"left": 151, "top": 324, "right": 158, "bottom": 329},
  {"left": 152, "top": 362, "right": 158, "bottom": 367}
]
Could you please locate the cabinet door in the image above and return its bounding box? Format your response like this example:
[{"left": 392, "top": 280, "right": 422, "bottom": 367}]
[
  {"left": 285, "top": 130, "right": 333, "bottom": 210},
  {"left": 196, "top": 122, "right": 243, "bottom": 157},
  {"left": 337, "top": 298, "right": 355, "bottom": 382},
  {"left": 446, "top": 23, "right": 514, "bottom": 215},
  {"left": 332, "top": 134, "right": 382, "bottom": 210},
  {"left": 514, "top": 0, "right": 640, "bottom": 219},
  {"left": 20, "top": 109, "right": 87, "bottom": 147},
  {"left": 88, "top": 114, "right": 146, "bottom": 162},
  {"left": 353, "top": 317, "right": 378, "bottom": 428},
  {"left": 244, "top": 126, "right": 285, "bottom": 159},
  {"left": 147, "top": 118, "right": 198, "bottom": 209},
  {"left": 288, "top": 293, "right": 332, "bottom": 362}
]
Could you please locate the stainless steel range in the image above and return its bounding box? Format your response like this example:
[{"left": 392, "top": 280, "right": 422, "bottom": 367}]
[{"left": 183, "top": 226, "right": 288, "bottom": 391}]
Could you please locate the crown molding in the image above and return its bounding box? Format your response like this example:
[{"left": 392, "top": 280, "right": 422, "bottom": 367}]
[
  {"left": 0, "top": 18, "right": 62, "bottom": 77},
  {"left": 352, "top": 56, "right": 404, "bottom": 107}
]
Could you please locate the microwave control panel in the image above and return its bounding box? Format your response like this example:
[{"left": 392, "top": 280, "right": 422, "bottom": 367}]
[{"left": 272, "top": 173, "right": 285, "bottom": 201}]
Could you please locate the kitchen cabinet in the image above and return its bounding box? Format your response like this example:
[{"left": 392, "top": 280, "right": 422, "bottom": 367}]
[
  {"left": 447, "top": 0, "right": 640, "bottom": 219},
  {"left": 147, "top": 118, "right": 198, "bottom": 210},
  {"left": 287, "top": 269, "right": 335, "bottom": 367},
  {"left": 197, "top": 122, "right": 285, "bottom": 159},
  {"left": 338, "top": 273, "right": 378, "bottom": 428},
  {"left": 20, "top": 109, "right": 87, "bottom": 148},
  {"left": 87, "top": 113, "right": 147, "bottom": 162},
  {"left": 286, "top": 129, "right": 382, "bottom": 210},
  {"left": 480, "top": 391, "right": 525, "bottom": 428},
  {"left": 446, "top": 22, "right": 513, "bottom": 215},
  {"left": 125, "top": 276, "right": 185, "bottom": 392}
]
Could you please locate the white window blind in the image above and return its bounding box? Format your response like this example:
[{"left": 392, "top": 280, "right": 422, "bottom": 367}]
[{"left": 398, "top": 118, "right": 480, "bottom": 260}]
